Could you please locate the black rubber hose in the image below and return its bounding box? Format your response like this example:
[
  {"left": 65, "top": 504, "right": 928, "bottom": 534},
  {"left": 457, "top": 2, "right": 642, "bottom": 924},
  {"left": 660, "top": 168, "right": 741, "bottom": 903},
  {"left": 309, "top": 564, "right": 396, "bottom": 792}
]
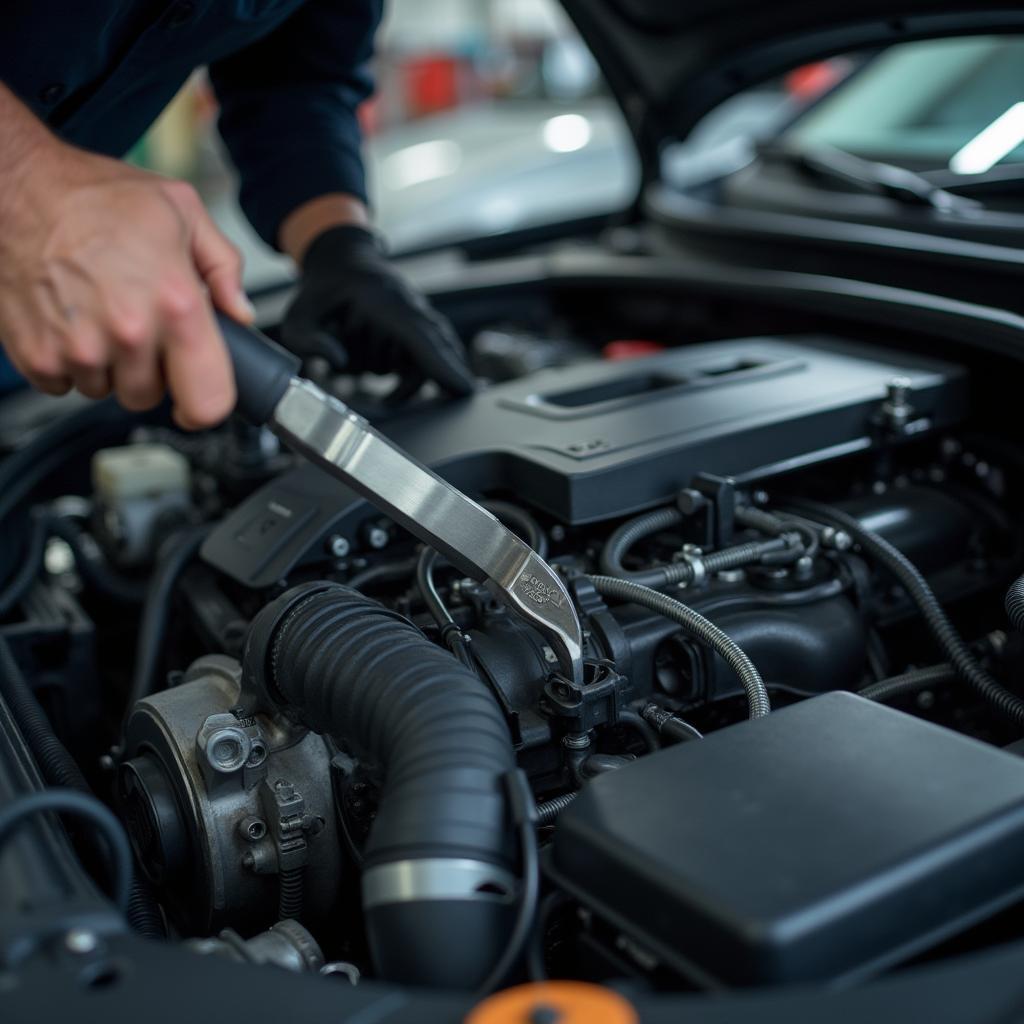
[
  {"left": 641, "top": 702, "right": 704, "bottom": 744},
  {"left": 616, "top": 707, "right": 660, "bottom": 752},
  {"left": 0, "top": 509, "right": 148, "bottom": 617},
  {"left": 47, "top": 516, "right": 148, "bottom": 604},
  {"left": 244, "top": 583, "right": 516, "bottom": 989},
  {"left": 736, "top": 506, "right": 821, "bottom": 561},
  {"left": 589, "top": 575, "right": 770, "bottom": 718},
  {"left": 0, "top": 639, "right": 164, "bottom": 936},
  {"left": 1006, "top": 574, "right": 1024, "bottom": 634},
  {"left": 482, "top": 500, "right": 548, "bottom": 561},
  {"left": 0, "top": 398, "right": 135, "bottom": 528},
  {"left": 0, "top": 508, "right": 48, "bottom": 618},
  {"left": 859, "top": 664, "right": 958, "bottom": 703},
  {"left": 0, "top": 789, "right": 132, "bottom": 912},
  {"left": 126, "top": 524, "right": 210, "bottom": 712},
  {"left": 599, "top": 506, "right": 791, "bottom": 587},
  {"left": 599, "top": 507, "right": 683, "bottom": 585},
  {"left": 345, "top": 555, "right": 420, "bottom": 592},
  {"left": 789, "top": 500, "right": 1024, "bottom": 728}
]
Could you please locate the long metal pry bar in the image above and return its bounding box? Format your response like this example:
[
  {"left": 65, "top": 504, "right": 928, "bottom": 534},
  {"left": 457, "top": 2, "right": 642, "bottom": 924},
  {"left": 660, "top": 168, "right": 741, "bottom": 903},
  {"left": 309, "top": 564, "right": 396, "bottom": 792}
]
[
  {"left": 218, "top": 313, "right": 584, "bottom": 685},
  {"left": 269, "top": 379, "right": 584, "bottom": 684}
]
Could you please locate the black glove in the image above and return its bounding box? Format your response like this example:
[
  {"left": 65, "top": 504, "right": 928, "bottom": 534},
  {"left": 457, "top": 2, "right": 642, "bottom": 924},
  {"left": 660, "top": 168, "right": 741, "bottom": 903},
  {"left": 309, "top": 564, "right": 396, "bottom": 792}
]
[{"left": 281, "top": 225, "right": 476, "bottom": 397}]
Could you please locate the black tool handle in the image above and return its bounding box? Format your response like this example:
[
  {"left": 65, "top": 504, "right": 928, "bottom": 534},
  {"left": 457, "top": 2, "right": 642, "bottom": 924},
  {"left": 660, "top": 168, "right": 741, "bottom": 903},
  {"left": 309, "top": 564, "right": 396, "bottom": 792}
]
[{"left": 217, "top": 313, "right": 301, "bottom": 425}]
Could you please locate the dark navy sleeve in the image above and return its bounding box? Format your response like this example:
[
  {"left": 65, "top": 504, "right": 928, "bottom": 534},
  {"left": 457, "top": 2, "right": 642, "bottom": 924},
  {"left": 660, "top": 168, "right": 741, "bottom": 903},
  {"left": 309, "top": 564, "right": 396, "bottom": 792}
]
[{"left": 208, "top": 0, "right": 383, "bottom": 249}]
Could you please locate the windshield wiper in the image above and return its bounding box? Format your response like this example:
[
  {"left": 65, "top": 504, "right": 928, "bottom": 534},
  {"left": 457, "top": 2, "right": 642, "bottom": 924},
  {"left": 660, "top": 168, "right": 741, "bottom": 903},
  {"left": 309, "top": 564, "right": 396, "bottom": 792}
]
[{"left": 758, "top": 143, "right": 982, "bottom": 214}]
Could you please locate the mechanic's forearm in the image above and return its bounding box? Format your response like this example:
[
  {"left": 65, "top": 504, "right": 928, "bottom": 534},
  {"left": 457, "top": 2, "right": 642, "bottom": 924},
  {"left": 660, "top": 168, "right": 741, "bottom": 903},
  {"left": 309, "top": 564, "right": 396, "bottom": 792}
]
[
  {"left": 0, "top": 83, "right": 57, "bottom": 204},
  {"left": 279, "top": 193, "right": 371, "bottom": 265}
]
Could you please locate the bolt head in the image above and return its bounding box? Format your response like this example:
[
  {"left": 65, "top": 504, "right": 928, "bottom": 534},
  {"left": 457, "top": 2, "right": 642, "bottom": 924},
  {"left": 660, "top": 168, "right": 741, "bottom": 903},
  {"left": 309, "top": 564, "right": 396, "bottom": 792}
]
[
  {"left": 204, "top": 726, "right": 250, "bottom": 773},
  {"left": 64, "top": 929, "right": 99, "bottom": 955},
  {"left": 886, "top": 376, "right": 912, "bottom": 402},
  {"left": 367, "top": 526, "right": 389, "bottom": 550},
  {"left": 240, "top": 816, "right": 267, "bottom": 842},
  {"left": 529, "top": 1006, "right": 563, "bottom": 1024},
  {"left": 327, "top": 535, "right": 350, "bottom": 558}
]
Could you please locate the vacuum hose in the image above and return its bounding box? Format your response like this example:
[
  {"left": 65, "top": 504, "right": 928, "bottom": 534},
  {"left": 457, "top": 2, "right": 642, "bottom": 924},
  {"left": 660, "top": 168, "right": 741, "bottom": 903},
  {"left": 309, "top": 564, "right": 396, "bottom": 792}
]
[
  {"left": 243, "top": 583, "right": 516, "bottom": 989},
  {"left": 789, "top": 500, "right": 1024, "bottom": 728},
  {"left": 599, "top": 506, "right": 793, "bottom": 587}
]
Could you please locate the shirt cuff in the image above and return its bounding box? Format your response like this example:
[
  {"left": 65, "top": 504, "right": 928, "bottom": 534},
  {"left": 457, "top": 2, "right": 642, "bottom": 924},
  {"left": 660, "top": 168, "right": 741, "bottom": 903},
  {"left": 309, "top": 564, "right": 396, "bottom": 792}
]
[{"left": 237, "top": 143, "right": 368, "bottom": 250}]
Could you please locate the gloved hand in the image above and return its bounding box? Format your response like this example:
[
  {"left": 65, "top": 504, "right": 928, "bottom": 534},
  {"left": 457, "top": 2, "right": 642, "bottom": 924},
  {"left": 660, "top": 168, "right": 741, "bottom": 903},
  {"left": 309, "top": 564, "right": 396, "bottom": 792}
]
[{"left": 281, "top": 225, "right": 475, "bottom": 397}]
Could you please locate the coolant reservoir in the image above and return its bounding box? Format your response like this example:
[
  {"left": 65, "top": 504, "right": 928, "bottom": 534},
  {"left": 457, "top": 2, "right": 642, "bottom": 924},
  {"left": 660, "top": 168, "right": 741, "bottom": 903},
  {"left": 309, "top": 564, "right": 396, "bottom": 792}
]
[{"left": 92, "top": 444, "right": 192, "bottom": 566}]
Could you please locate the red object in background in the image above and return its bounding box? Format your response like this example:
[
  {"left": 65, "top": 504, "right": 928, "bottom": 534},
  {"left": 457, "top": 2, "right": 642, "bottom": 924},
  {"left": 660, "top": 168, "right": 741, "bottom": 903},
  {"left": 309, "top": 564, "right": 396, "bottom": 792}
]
[
  {"left": 602, "top": 340, "right": 666, "bottom": 361},
  {"left": 784, "top": 59, "right": 851, "bottom": 100},
  {"left": 358, "top": 96, "right": 379, "bottom": 137},
  {"left": 403, "top": 55, "right": 461, "bottom": 117}
]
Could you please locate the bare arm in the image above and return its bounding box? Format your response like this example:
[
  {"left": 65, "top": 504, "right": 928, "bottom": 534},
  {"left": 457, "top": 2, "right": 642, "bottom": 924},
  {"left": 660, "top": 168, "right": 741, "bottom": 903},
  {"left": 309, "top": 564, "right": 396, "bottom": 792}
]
[
  {"left": 279, "top": 193, "right": 371, "bottom": 265},
  {"left": 0, "top": 82, "right": 253, "bottom": 428}
]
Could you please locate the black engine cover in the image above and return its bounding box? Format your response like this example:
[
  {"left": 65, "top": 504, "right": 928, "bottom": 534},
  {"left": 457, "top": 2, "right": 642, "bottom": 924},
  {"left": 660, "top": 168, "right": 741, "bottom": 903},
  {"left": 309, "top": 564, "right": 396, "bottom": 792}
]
[
  {"left": 547, "top": 692, "right": 1024, "bottom": 986},
  {"left": 203, "top": 335, "right": 965, "bottom": 588}
]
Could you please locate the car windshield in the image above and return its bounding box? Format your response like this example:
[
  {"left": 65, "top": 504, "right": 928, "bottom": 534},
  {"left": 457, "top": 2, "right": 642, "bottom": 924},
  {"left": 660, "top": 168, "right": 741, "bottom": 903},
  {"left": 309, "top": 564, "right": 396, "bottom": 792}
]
[
  {"left": 784, "top": 35, "right": 1024, "bottom": 174},
  {"left": 142, "top": 0, "right": 640, "bottom": 287}
]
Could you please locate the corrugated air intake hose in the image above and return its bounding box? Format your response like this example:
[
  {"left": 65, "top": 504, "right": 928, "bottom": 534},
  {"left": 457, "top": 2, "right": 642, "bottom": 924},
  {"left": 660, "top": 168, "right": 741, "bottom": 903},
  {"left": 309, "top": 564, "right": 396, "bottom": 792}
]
[{"left": 243, "top": 583, "right": 517, "bottom": 989}]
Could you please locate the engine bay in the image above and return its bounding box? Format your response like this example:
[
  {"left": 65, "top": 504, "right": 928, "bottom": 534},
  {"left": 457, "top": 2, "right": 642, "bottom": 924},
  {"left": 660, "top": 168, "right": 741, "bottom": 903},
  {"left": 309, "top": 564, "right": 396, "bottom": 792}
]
[{"left": 6, "top": 307, "right": 1024, "bottom": 1006}]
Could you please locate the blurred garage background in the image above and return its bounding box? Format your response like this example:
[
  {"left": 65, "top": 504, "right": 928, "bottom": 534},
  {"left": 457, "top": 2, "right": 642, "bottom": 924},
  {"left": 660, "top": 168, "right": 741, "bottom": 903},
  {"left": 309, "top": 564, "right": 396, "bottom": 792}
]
[
  {"left": 127, "top": 0, "right": 1024, "bottom": 294},
  {"left": 129, "top": 0, "right": 640, "bottom": 287}
]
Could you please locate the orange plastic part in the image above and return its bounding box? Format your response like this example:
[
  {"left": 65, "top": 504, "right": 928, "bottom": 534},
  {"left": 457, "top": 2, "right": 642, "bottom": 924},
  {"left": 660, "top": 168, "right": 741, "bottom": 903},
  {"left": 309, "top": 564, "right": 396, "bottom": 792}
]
[{"left": 466, "top": 981, "right": 639, "bottom": 1024}]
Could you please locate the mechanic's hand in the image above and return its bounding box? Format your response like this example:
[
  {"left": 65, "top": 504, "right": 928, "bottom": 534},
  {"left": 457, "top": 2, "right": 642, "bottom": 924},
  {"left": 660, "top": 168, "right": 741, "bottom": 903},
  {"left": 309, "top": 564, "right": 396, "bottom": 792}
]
[
  {"left": 0, "top": 138, "right": 253, "bottom": 429},
  {"left": 281, "top": 225, "right": 475, "bottom": 397}
]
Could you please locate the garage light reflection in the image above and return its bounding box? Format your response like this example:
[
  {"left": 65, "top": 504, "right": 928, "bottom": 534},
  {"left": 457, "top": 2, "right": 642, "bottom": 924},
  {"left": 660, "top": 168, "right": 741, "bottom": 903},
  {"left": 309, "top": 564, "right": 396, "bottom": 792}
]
[
  {"left": 382, "top": 139, "right": 462, "bottom": 190},
  {"left": 542, "top": 113, "right": 592, "bottom": 153},
  {"left": 950, "top": 102, "right": 1024, "bottom": 175}
]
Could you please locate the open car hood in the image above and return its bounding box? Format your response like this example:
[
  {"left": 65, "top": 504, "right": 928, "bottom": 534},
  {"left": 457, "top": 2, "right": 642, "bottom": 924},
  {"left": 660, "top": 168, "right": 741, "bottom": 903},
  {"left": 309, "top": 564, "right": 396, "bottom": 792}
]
[{"left": 560, "top": 1, "right": 1024, "bottom": 176}]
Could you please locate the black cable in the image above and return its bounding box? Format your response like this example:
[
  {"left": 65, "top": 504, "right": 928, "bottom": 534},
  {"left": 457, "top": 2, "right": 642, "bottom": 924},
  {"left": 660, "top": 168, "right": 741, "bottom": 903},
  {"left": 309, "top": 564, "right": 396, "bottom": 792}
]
[
  {"left": 526, "top": 891, "right": 571, "bottom": 982},
  {"left": 345, "top": 556, "right": 419, "bottom": 592},
  {"left": 859, "top": 664, "right": 958, "bottom": 703},
  {"left": 416, "top": 547, "right": 454, "bottom": 627},
  {"left": 415, "top": 547, "right": 477, "bottom": 668},
  {"left": 0, "top": 398, "right": 133, "bottom": 528},
  {"left": 589, "top": 575, "right": 771, "bottom": 719},
  {"left": 482, "top": 500, "right": 548, "bottom": 561},
  {"left": 787, "top": 499, "right": 1024, "bottom": 728},
  {"left": 0, "top": 508, "right": 48, "bottom": 618},
  {"left": 641, "top": 702, "right": 704, "bottom": 744},
  {"left": 477, "top": 770, "right": 540, "bottom": 996},
  {"left": 47, "top": 515, "right": 148, "bottom": 604},
  {"left": 0, "top": 788, "right": 132, "bottom": 911},
  {"left": 0, "top": 639, "right": 163, "bottom": 935},
  {"left": 126, "top": 524, "right": 210, "bottom": 712},
  {"left": 0, "top": 508, "right": 150, "bottom": 617}
]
